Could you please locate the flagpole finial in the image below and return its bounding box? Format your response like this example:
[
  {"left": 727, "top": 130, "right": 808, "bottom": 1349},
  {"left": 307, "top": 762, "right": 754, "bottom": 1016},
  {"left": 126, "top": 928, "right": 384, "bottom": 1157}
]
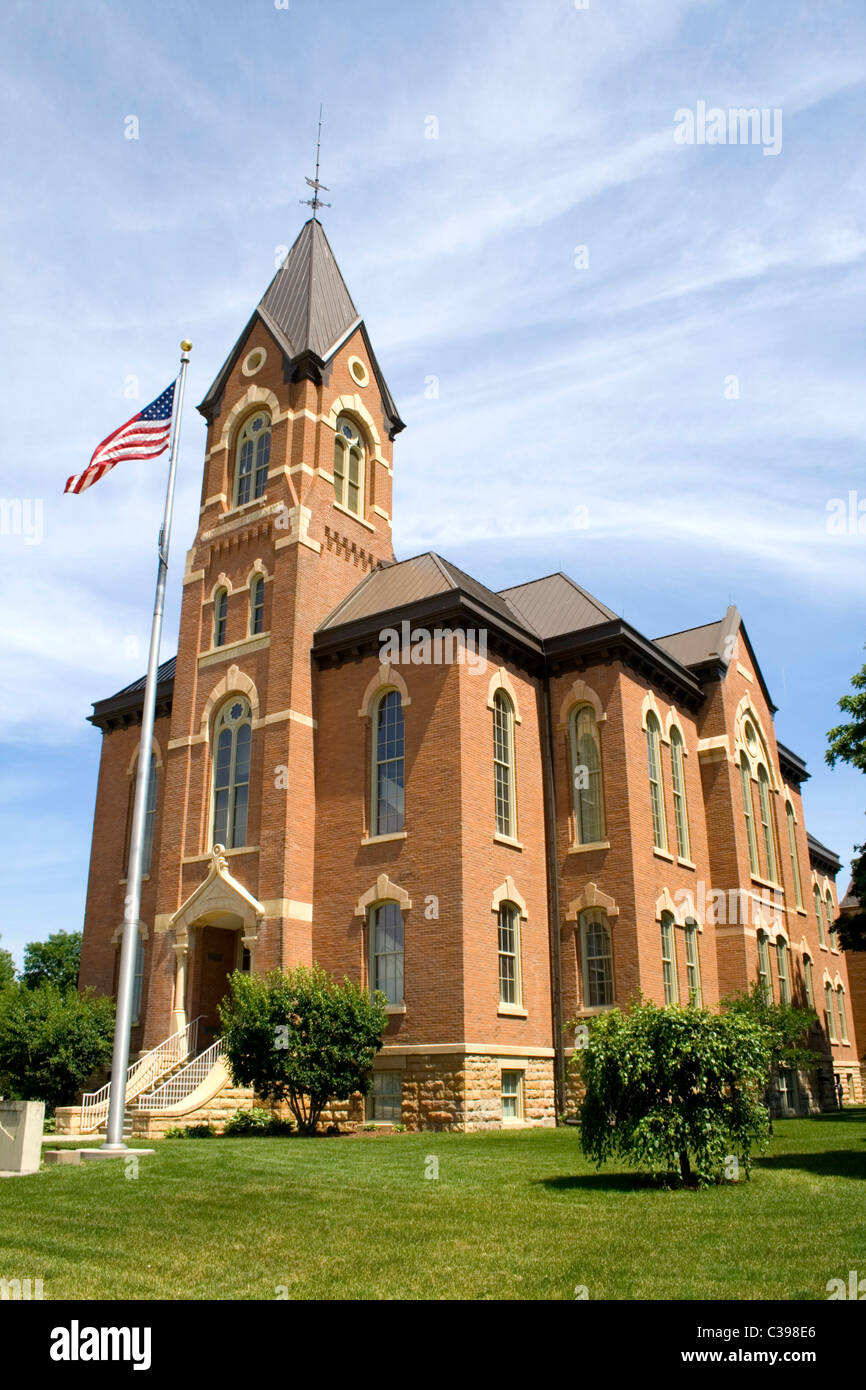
[{"left": 181, "top": 339, "right": 192, "bottom": 353}]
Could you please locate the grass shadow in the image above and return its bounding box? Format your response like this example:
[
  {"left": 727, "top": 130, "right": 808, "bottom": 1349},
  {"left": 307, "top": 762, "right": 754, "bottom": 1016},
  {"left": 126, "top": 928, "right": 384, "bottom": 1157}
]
[
  {"left": 540, "top": 1172, "right": 660, "bottom": 1194},
  {"left": 755, "top": 1149, "right": 866, "bottom": 1180}
]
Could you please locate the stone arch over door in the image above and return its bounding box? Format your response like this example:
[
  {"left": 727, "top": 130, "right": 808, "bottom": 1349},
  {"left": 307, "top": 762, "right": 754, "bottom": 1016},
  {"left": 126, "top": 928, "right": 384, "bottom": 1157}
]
[{"left": 166, "top": 845, "right": 264, "bottom": 1035}]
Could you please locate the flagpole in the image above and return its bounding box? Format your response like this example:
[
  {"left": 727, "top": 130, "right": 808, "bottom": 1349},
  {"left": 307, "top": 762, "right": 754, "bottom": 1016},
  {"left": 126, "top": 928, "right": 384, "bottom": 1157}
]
[{"left": 102, "top": 340, "right": 192, "bottom": 1152}]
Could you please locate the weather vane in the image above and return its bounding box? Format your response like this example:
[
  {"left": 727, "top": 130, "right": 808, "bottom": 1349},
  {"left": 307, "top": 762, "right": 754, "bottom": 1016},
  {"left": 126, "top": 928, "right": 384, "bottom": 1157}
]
[{"left": 300, "top": 104, "right": 330, "bottom": 220}]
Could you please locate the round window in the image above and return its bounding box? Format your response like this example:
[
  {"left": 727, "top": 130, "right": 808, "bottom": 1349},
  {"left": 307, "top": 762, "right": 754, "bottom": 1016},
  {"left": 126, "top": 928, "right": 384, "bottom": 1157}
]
[
  {"left": 348, "top": 356, "right": 369, "bottom": 386},
  {"left": 242, "top": 348, "right": 266, "bottom": 377}
]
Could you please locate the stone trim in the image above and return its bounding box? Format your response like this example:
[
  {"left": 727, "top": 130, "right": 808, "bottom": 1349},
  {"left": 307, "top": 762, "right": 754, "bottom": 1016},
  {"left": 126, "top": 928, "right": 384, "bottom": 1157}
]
[
  {"left": 354, "top": 873, "right": 412, "bottom": 916},
  {"left": 357, "top": 664, "right": 412, "bottom": 717},
  {"left": 486, "top": 667, "right": 522, "bottom": 723},
  {"left": 490, "top": 876, "right": 528, "bottom": 917},
  {"left": 199, "top": 634, "right": 270, "bottom": 668},
  {"left": 565, "top": 882, "right": 619, "bottom": 921},
  {"left": 558, "top": 677, "right": 605, "bottom": 728}
]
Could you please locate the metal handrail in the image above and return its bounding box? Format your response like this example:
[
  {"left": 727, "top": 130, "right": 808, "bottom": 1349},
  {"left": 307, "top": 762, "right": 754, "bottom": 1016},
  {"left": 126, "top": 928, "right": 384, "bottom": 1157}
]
[
  {"left": 80, "top": 1016, "right": 203, "bottom": 1132},
  {"left": 137, "top": 1037, "right": 225, "bottom": 1111}
]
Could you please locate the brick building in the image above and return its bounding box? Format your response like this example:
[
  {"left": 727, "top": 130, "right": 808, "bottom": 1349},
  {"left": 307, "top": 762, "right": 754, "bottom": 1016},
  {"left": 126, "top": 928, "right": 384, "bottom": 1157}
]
[{"left": 77, "top": 217, "right": 862, "bottom": 1131}]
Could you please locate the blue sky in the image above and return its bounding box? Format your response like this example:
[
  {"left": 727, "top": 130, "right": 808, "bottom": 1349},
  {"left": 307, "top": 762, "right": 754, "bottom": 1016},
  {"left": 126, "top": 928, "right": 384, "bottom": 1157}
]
[{"left": 1, "top": 0, "right": 864, "bottom": 965}]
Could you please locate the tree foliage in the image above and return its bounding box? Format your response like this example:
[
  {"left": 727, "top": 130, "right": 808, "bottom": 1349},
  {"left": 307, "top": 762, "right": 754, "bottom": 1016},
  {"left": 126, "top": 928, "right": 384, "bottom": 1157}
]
[
  {"left": 826, "top": 651, "right": 866, "bottom": 949},
  {"left": 219, "top": 964, "right": 388, "bottom": 1136},
  {"left": 721, "top": 981, "right": 819, "bottom": 1072},
  {"left": 0, "top": 984, "right": 115, "bottom": 1112},
  {"left": 0, "top": 935, "right": 14, "bottom": 992},
  {"left": 575, "top": 999, "right": 772, "bottom": 1186},
  {"left": 21, "top": 930, "right": 82, "bottom": 992}
]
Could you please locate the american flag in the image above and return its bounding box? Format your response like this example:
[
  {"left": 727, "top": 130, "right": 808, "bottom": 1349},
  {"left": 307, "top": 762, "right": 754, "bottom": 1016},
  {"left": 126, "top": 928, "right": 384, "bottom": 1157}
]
[{"left": 65, "top": 381, "right": 177, "bottom": 495}]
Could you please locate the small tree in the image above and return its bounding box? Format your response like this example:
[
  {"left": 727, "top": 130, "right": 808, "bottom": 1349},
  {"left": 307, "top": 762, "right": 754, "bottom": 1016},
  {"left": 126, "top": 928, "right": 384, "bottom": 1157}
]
[
  {"left": 219, "top": 965, "right": 388, "bottom": 1135},
  {"left": 575, "top": 999, "right": 772, "bottom": 1186},
  {"left": 826, "top": 651, "right": 866, "bottom": 950},
  {"left": 0, "top": 983, "right": 115, "bottom": 1112},
  {"left": 21, "top": 930, "right": 82, "bottom": 992},
  {"left": 722, "top": 981, "right": 819, "bottom": 1071}
]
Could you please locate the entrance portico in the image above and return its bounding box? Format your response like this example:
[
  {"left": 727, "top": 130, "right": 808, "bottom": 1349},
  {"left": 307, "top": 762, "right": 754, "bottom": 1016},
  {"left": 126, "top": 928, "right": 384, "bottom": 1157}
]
[{"left": 167, "top": 845, "right": 264, "bottom": 1036}]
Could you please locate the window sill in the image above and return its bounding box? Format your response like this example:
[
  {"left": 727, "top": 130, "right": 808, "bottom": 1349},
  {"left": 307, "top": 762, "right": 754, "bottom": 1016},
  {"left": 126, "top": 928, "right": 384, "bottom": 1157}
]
[
  {"left": 795, "top": 907, "right": 808, "bottom": 916},
  {"left": 501, "top": 1118, "right": 527, "bottom": 1128},
  {"left": 571, "top": 1004, "right": 617, "bottom": 1018},
  {"left": 498, "top": 1003, "right": 528, "bottom": 1018},
  {"left": 568, "top": 840, "right": 610, "bottom": 854},
  {"left": 750, "top": 874, "right": 783, "bottom": 893},
  {"left": 384, "top": 1004, "right": 407, "bottom": 1015},
  {"left": 652, "top": 847, "right": 674, "bottom": 863},
  {"left": 119, "top": 874, "right": 150, "bottom": 884},
  {"left": 494, "top": 833, "right": 523, "bottom": 850},
  {"left": 199, "top": 633, "right": 270, "bottom": 666},
  {"left": 218, "top": 495, "right": 269, "bottom": 523},
  {"left": 361, "top": 831, "right": 407, "bottom": 846},
  {"left": 676, "top": 857, "right": 697, "bottom": 871},
  {"left": 333, "top": 500, "right": 376, "bottom": 532},
  {"left": 182, "top": 847, "right": 260, "bottom": 864}
]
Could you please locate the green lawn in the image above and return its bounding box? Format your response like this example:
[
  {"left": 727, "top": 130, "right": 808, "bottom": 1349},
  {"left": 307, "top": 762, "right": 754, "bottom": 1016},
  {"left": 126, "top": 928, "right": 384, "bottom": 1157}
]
[{"left": 2, "top": 1111, "right": 864, "bottom": 1300}]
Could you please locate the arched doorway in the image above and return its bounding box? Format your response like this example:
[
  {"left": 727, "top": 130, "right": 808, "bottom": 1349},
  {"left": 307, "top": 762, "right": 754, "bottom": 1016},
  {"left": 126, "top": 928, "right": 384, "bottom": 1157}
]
[{"left": 188, "top": 912, "right": 246, "bottom": 1044}]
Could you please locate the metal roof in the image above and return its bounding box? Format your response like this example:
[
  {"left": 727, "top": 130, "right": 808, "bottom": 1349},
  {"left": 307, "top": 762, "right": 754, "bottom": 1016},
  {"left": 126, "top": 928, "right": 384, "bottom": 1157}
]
[
  {"left": 317, "top": 553, "right": 528, "bottom": 633},
  {"left": 500, "top": 573, "right": 617, "bottom": 638},
  {"left": 198, "top": 220, "right": 403, "bottom": 433}
]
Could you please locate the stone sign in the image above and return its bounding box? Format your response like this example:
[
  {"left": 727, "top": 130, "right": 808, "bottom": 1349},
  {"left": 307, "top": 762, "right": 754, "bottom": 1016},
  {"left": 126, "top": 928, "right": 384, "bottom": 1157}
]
[{"left": 0, "top": 1100, "right": 45, "bottom": 1175}]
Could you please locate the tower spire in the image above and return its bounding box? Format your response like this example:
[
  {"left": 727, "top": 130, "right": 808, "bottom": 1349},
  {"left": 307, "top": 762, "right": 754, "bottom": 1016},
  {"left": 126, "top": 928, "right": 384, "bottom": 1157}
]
[{"left": 300, "top": 104, "right": 330, "bottom": 221}]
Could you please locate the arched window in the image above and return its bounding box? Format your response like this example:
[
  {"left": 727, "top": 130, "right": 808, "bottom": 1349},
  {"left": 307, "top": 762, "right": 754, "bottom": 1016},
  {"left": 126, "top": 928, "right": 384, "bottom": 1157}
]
[
  {"left": 814, "top": 883, "right": 827, "bottom": 948},
  {"left": 570, "top": 704, "right": 604, "bottom": 844},
  {"left": 785, "top": 802, "right": 803, "bottom": 908},
  {"left": 369, "top": 901, "right": 404, "bottom": 1004},
  {"left": 579, "top": 909, "right": 614, "bottom": 1008},
  {"left": 776, "top": 937, "right": 791, "bottom": 1005},
  {"left": 684, "top": 919, "right": 702, "bottom": 1007},
  {"left": 661, "top": 911, "right": 678, "bottom": 1003},
  {"left": 333, "top": 414, "right": 365, "bottom": 516},
  {"left": 493, "top": 691, "right": 516, "bottom": 838},
  {"left": 740, "top": 753, "right": 759, "bottom": 876},
  {"left": 249, "top": 575, "right": 265, "bottom": 636},
  {"left": 836, "top": 986, "right": 849, "bottom": 1044},
  {"left": 757, "top": 765, "right": 777, "bottom": 881},
  {"left": 497, "top": 902, "right": 522, "bottom": 1005},
  {"left": 645, "top": 712, "right": 667, "bottom": 852},
  {"left": 212, "top": 697, "right": 252, "bottom": 849},
  {"left": 826, "top": 892, "right": 838, "bottom": 951},
  {"left": 372, "top": 690, "right": 404, "bottom": 835},
  {"left": 670, "top": 726, "right": 690, "bottom": 860},
  {"left": 234, "top": 411, "right": 271, "bottom": 506},
  {"left": 825, "top": 981, "right": 837, "bottom": 1041},
  {"left": 131, "top": 934, "right": 145, "bottom": 1024},
  {"left": 214, "top": 588, "right": 228, "bottom": 648},
  {"left": 803, "top": 954, "right": 815, "bottom": 1008},
  {"left": 141, "top": 754, "right": 158, "bottom": 875},
  {"left": 757, "top": 930, "right": 772, "bottom": 1001}
]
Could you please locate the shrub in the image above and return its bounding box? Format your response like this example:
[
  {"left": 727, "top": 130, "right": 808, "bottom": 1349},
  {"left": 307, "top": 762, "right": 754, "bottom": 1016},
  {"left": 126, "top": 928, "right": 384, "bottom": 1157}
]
[
  {"left": 574, "top": 998, "right": 772, "bottom": 1185},
  {"left": 219, "top": 964, "right": 387, "bottom": 1136},
  {"left": 163, "top": 1123, "right": 217, "bottom": 1139},
  {"left": 0, "top": 983, "right": 115, "bottom": 1113},
  {"left": 222, "top": 1107, "right": 294, "bottom": 1137}
]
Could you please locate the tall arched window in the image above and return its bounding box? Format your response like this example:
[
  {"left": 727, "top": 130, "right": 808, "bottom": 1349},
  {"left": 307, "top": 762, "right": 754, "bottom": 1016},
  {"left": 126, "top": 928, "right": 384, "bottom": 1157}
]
[
  {"left": 212, "top": 697, "right": 252, "bottom": 849},
  {"left": 740, "top": 754, "right": 759, "bottom": 876},
  {"left": 670, "top": 726, "right": 690, "bottom": 861},
  {"left": 776, "top": 937, "right": 791, "bottom": 1005},
  {"left": 497, "top": 902, "right": 522, "bottom": 1005},
  {"left": 645, "top": 712, "right": 667, "bottom": 852},
  {"left": 825, "top": 981, "right": 837, "bottom": 1041},
  {"left": 803, "top": 954, "right": 815, "bottom": 1008},
  {"left": 661, "top": 911, "right": 678, "bottom": 1003},
  {"left": 333, "top": 414, "right": 365, "bottom": 516},
  {"left": 570, "top": 704, "right": 604, "bottom": 844},
  {"left": 684, "top": 919, "right": 702, "bottom": 1007},
  {"left": 836, "top": 986, "right": 849, "bottom": 1044},
  {"left": 369, "top": 901, "right": 404, "bottom": 1004},
  {"left": 757, "top": 765, "right": 777, "bottom": 881},
  {"left": 234, "top": 411, "right": 271, "bottom": 506},
  {"left": 785, "top": 802, "right": 803, "bottom": 908},
  {"left": 493, "top": 691, "right": 516, "bottom": 838},
  {"left": 214, "top": 588, "right": 228, "bottom": 648},
  {"left": 826, "top": 892, "right": 838, "bottom": 951},
  {"left": 372, "top": 690, "right": 404, "bottom": 835},
  {"left": 814, "top": 883, "right": 827, "bottom": 947},
  {"left": 141, "top": 754, "right": 158, "bottom": 875},
  {"left": 579, "top": 909, "right": 614, "bottom": 1008},
  {"left": 249, "top": 575, "right": 265, "bottom": 636},
  {"left": 757, "top": 930, "right": 772, "bottom": 1001}
]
